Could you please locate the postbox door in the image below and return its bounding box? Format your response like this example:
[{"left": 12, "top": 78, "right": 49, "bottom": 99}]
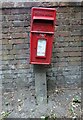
[
  {"left": 30, "top": 33, "right": 47, "bottom": 60},
  {"left": 30, "top": 33, "right": 53, "bottom": 64}
]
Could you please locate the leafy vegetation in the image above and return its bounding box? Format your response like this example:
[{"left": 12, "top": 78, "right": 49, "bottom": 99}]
[{"left": 0, "top": 111, "right": 10, "bottom": 120}]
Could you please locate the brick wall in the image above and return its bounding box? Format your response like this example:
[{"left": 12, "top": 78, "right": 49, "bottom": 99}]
[{"left": 1, "top": 2, "right": 82, "bottom": 92}]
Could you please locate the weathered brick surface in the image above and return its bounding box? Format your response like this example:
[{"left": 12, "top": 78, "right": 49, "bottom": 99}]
[{"left": 1, "top": 2, "right": 82, "bottom": 90}]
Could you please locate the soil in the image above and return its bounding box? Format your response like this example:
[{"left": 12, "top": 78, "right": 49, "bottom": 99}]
[{"left": 1, "top": 85, "right": 82, "bottom": 119}]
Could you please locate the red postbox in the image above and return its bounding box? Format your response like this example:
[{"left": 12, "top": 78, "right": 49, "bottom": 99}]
[{"left": 30, "top": 7, "right": 56, "bottom": 64}]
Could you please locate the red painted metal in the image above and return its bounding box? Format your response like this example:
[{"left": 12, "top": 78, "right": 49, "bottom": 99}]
[{"left": 30, "top": 7, "right": 56, "bottom": 64}]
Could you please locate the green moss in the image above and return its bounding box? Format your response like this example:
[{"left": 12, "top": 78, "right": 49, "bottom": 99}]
[{"left": 0, "top": 111, "right": 10, "bottom": 120}]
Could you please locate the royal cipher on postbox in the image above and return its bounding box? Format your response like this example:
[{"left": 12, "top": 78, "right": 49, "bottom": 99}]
[{"left": 30, "top": 7, "right": 56, "bottom": 64}]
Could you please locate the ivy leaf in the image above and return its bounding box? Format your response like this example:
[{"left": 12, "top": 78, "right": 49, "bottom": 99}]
[{"left": 73, "top": 96, "right": 81, "bottom": 103}]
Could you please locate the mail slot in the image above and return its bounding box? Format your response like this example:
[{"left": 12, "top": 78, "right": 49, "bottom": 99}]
[{"left": 30, "top": 7, "right": 56, "bottom": 64}]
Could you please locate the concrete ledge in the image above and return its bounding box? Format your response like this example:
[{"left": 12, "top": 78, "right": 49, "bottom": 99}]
[{"left": 1, "top": 2, "right": 82, "bottom": 9}]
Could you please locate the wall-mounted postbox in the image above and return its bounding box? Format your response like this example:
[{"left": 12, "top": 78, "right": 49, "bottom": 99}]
[{"left": 30, "top": 7, "right": 56, "bottom": 64}]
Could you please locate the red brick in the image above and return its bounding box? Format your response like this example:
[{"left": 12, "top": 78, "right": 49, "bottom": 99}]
[
  {"left": 55, "top": 31, "right": 70, "bottom": 37},
  {"left": 2, "top": 39, "right": 9, "bottom": 45},
  {"left": 2, "top": 2, "right": 14, "bottom": 8},
  {"left": 68, "top": 61, "right": 81, "bottom": 66},
  {"left": 57, "top": 7, "right": 72, "bottom": 13},
  {"left": 68, "top": 52, "right": 81, "bottom": 57},
  {"left": 12, "top": 33, "right": 28, "bottom": 39},
  {"left": 2, "top": 9, "right": 11, "bottom": 15},
  {"left": 68, "top": 57, "right": 81, "bottom": 62},
  {"left": 64, "top": 47, "right": 81, "bottom": 52}
]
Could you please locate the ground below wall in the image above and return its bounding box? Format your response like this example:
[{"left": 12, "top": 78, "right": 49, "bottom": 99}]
[{"left": 1, "top": 86, "right": 81, "bottom": 118}]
